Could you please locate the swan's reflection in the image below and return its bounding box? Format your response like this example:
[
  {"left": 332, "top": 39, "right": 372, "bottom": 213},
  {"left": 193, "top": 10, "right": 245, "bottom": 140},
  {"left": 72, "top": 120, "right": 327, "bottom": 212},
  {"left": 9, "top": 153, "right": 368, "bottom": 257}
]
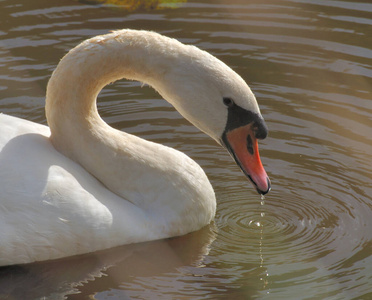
[{"left": 0, "top": 224, "right": 216, "bottom": 299}]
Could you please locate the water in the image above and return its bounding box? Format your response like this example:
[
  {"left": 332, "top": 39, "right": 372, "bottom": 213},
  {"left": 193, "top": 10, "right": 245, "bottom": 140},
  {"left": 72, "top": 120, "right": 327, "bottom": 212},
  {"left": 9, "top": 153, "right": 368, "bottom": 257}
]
[{"left": 1, "top": 0, "right": 372, "bottom": 299}]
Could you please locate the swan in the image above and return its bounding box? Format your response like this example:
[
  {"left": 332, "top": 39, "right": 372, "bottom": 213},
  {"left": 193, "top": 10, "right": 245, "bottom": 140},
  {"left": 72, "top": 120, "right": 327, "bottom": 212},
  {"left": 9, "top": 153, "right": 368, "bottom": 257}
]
[{"left": 0, "top": 29, "right": 270, "bottom": 266}]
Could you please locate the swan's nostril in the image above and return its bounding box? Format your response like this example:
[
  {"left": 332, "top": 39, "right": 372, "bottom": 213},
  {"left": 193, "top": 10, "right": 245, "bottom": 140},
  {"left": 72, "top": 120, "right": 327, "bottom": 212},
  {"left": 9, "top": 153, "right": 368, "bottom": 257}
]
[{"left": 247, "top": 134, "right": 254, "bottom": 155}]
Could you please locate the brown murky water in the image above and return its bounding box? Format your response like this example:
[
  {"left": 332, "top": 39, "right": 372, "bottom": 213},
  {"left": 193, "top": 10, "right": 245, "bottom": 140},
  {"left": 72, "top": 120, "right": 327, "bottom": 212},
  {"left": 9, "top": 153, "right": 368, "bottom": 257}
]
[{"left": 1, "top": 0, "right": 372, "bottom": 299}]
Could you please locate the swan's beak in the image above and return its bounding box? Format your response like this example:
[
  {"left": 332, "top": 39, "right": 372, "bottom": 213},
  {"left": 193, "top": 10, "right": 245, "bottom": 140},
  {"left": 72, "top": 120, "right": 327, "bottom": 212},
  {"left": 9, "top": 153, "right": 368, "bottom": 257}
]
[{"left": 221, "top": 123, "right": 271, "bottom": 195}]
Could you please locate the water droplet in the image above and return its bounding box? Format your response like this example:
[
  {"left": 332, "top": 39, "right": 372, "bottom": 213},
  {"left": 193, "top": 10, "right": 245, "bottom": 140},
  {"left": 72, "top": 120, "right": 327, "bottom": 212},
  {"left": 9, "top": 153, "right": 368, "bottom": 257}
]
[{"left": 259, "top": 194, "right": 265, "bottom": 206}]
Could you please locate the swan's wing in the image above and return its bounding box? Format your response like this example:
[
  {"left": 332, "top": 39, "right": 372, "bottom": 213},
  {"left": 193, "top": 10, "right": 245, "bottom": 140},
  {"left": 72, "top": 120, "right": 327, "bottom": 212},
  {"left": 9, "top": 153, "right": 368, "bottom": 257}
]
[{"left": 0, "top": 114, "right": 150, "bottom": 265}]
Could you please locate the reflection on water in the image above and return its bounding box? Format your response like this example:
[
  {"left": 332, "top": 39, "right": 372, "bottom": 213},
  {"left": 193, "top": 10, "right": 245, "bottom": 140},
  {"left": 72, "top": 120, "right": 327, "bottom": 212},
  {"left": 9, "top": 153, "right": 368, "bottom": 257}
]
[
  {"left": 1, "top": 0, "right": 372, "bottom": 299},
  {"left": 78, "top": 0, "right": 187, "bottom": 11},
  {"left": 0, "top": 226, "right": 216, "bottom": 299}
]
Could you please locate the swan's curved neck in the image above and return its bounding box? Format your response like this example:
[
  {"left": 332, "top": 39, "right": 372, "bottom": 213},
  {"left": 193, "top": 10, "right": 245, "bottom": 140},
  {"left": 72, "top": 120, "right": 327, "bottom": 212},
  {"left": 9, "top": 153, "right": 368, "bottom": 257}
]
[
  {"left": 44, "top": 30, "right": 218, "bottom": 226},
  {"left": 46, "top": 31, "right": 175, "bottom": 127},
  {"left": 45, "top": 31, "right": 185, "bottom": 203}
]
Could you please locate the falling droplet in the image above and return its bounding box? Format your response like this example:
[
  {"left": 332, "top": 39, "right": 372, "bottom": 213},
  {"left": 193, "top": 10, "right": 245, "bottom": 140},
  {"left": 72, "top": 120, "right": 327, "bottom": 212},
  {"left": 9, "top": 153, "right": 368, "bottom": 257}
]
[{"left": 260, "top": 194, "right": 265, "bottom": 206}]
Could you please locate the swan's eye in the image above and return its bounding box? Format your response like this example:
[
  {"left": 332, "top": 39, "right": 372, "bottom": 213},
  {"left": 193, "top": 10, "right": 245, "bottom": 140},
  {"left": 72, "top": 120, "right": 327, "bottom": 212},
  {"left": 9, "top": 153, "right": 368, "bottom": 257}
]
[{"left": 223, "top": 97, "right": 234, "bottom": 107}]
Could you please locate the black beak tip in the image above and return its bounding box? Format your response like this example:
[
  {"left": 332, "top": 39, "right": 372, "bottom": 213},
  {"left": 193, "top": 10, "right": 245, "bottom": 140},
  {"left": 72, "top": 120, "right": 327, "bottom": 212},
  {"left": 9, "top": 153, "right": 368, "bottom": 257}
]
[{"left": 256, "top": 177, "right": 271, "bottom": 195}]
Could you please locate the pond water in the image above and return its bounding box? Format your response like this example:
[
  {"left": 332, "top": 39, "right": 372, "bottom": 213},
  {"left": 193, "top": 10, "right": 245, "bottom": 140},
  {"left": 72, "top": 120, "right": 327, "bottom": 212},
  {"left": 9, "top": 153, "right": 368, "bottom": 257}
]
[{"left": 1, "top": 0, "right": 372, "bottom": 299}]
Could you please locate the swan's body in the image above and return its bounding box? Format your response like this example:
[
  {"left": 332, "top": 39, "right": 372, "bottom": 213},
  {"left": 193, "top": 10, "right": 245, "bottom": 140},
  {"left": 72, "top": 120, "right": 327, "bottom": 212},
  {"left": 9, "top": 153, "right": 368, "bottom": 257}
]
[{"left": 0, "top": 30, "right": 270, "bottom": 266}]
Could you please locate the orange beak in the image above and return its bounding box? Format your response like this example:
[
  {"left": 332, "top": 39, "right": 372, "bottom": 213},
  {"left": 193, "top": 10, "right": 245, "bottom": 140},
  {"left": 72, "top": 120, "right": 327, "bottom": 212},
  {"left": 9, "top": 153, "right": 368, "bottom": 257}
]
[{"left": 222, "top": 123, "right": 271, "bottom": 195}]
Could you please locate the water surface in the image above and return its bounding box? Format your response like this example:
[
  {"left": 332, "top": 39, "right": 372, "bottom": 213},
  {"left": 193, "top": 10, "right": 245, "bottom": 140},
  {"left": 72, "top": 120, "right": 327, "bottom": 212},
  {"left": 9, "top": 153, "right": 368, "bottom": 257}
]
[{"left": 1, "top": 0, "right": 372, "bottom": 299}]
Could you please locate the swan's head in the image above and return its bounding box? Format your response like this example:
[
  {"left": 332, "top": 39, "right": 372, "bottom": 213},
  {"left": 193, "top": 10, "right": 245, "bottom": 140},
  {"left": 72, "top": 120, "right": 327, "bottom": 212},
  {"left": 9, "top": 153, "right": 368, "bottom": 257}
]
[{"left": 153, "top": 40, "right": 271, "bottom": 195}]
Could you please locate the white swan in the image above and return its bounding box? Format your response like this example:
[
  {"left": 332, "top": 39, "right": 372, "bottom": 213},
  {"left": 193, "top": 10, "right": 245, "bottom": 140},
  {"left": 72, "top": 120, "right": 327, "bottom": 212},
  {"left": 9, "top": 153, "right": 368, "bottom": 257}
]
[{"left": 0, "top": 29, "right": 270, "bottom": 266}]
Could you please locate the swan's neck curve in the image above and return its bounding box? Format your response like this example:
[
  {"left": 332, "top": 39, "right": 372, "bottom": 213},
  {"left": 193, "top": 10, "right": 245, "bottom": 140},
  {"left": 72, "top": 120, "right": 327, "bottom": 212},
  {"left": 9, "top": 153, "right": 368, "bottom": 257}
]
[
  {"left": 45, "top": 30, "right": 216, "bottom": 230},
  {"left": 47, "top": 31, "right": 178, "bottom": 127}
]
